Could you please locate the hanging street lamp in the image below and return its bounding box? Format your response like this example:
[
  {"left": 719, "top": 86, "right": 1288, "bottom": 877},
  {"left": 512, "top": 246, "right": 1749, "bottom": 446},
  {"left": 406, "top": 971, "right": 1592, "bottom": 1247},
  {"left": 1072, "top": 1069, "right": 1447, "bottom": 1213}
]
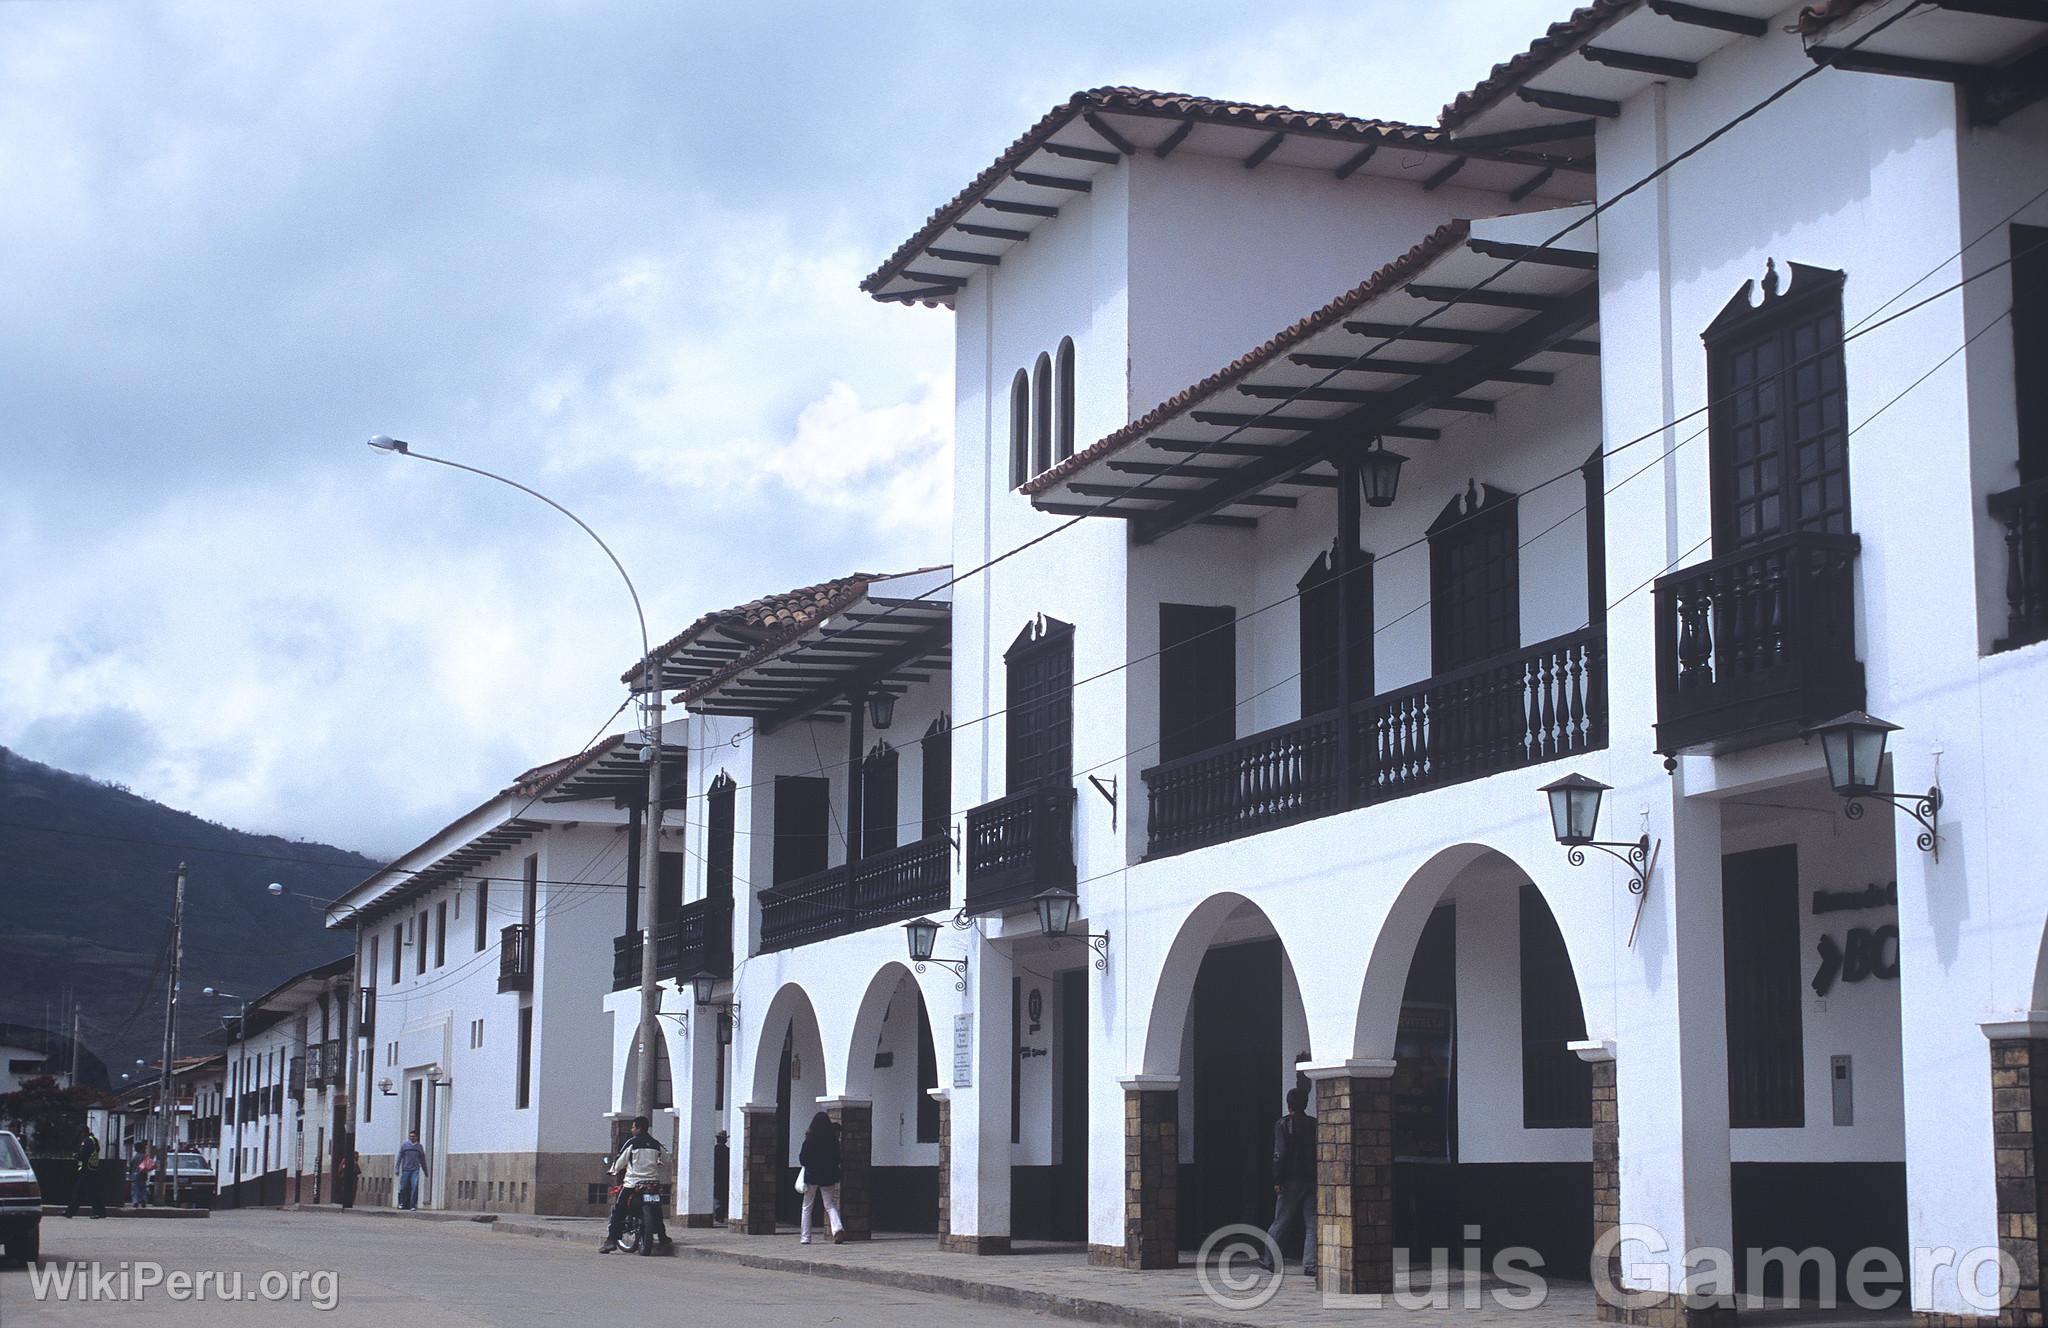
[
  {"left": 903, "top": 917, "right": 968, "bottom": 990},
  {"left": 1539, "top": 773, "right": 1656, "bottom": 946},
  {"left": 1805, "top": 711, "right": 1942, "bottom": 858},
  {"left": 1358, "top": 437, "right": 1408, "bottom": 509},
  {"left": 1032, "top": 887, "right": 1110, "bottom": 969},
  {"left": 867, "top": 691, "right": 896, "bottom": 731}
]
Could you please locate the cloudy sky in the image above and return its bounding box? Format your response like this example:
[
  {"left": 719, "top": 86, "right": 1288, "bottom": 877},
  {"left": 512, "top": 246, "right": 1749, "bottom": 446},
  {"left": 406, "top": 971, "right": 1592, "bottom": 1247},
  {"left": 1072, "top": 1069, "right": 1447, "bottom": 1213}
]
[{"left": 0, "top": 0, "right": 1563, "bottom": 855}]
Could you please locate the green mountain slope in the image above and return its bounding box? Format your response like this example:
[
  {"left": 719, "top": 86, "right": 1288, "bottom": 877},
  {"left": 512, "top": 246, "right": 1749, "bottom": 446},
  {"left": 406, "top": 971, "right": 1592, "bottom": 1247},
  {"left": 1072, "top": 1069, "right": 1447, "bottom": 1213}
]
[{"left": 0, "top": 747, "right": 373, "bottom": 1081}]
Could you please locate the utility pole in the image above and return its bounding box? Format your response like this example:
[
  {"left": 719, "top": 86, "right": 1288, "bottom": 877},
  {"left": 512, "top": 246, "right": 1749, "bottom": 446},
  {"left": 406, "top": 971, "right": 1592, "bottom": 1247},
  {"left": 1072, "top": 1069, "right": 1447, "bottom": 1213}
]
[
  {"left": 70, "top": 1007, "right": 80, "bottom": 1084},
  {"left": 154, "top": 863, "right": 187, "bottom": 1207},
  {"left": 635, "top": 687, "right": 664, "bottom": 1121}
]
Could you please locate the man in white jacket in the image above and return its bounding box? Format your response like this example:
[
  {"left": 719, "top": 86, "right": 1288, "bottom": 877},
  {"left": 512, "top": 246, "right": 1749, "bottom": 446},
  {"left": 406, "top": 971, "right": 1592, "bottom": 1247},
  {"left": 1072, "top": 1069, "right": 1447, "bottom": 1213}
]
[{"left": 598, "top": 1116, "right": 667, "bottom": 1253}]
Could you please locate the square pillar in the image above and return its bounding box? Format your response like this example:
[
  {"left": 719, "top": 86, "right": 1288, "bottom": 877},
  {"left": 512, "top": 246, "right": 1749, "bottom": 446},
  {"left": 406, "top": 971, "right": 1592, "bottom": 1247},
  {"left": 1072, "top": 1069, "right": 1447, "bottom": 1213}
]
[
  {"left": 930, "top": 1089, "right": 951, "bottom": 1244},
  {"left": 1987, "top": 1028, "right": 2048, "bottom": 1326},
  {"left": 677, "top": 1011, "right": 720, "bottom": 1227},
  {"left": 1096, "top": 1075, "right": 1178, "bottom": 1270},
  {"left": 942, "top": 935, "right": 1012, "bottom": 1254},
  {"left": 739, "top": 1105, "right": 779, "bottom": 1235},
  {"left": 1305, "top": 1060, "right": 1395, "bottom": 1295},
  {"left": 821, "top": 1097, "right": 872, "bottom": 1241}
]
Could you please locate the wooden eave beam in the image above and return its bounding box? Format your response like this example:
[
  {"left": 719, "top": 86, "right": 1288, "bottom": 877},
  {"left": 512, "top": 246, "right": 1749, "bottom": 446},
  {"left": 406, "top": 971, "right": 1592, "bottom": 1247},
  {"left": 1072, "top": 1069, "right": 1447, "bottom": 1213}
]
[
  {"left": 1973, "top": 42, "right": 2048, "bottom": 125},
  {"left": 1646, "top": 0, "right": 1767, "bottom": 35},
  {"left": 902, "top": 271, "right": 967, "bottom": 288},
  {"left": 1581, "top": 45, "right": 1699, "bottom": 78},
  {"left": 1144, "top": 436, "right": 1277, "bottom": 458},
  {"left": 1069, "top": 480, "right": 1296, "bottom": 509},
  {"left": 1107, "top": 459, "right": 1339, "bottom": 487},
  {"left": 756, "top": 622, "right": 951, "bottom": 735},
  {"left": 1450, "top": 120, "right": 1598, "bottom": 152},
  {"left": 1287, "top": 352, "right": 1555, "bottom": 386},
  {"left": 1244, "top": 130, "right": 1288, "bottom": 169},
  {"left": 982, "top": 198, "right": 1058, "bottom": 218},
  {"left": 1407, "top": 283, "right": 1571, "bottom": 311},
  {"left": 1933, "top": 0, "right": 2048, "bottom": 16},
  {"left": 1240, "top": 383, "right": 1381, "bottom": 402},
  {"left": 1042, "top": 142, "right": 1122, "bottom": 165},
  {"left": 1510, "top": 167, "right": 1556, "bottom": 203},
  {"left": 1012, "top": 170, "right": 1091, "bottom": 193},
  {"left": 1196, "top": 515, "right": 1260, "bottom": 529},
  {"left": 1189, "top": 410, "right": 1331, "bottom": 431},
  {"left": 1517, "top": 87, "right": 1622, "bottom": 118},
  {"left": 1809, "top": 45, "right": 1988, "bottom": 84},
  {"left": 926, "top": 247, "right": 999, "bottom": 266},
  {"left": 954, "top": 221, "right": 1030, "bottom": 242},
  {"left": 1131, "top": 283, "right": 1599, "bottom": 543},
  {"left": 1083, "top": 112, "right": 1138, "bottom": 155},
  {"left": 1035, "top": 499, "right": 1143, "bottom": 519},
  {"left": 1422, "top": 156, "right": 1468, "bottom": 191},
  {"left": 1153, "top": 120, "right": 1195, "bottom": 159},
  {"left": 1466, "top": 238, "right": 1600, "bottom": 270},
  {"left": 880, "top": 287, "right": 958, "bottom": 304},
  {"left": 1334, "top": 144, "right": 1379, "bottom": 179}
]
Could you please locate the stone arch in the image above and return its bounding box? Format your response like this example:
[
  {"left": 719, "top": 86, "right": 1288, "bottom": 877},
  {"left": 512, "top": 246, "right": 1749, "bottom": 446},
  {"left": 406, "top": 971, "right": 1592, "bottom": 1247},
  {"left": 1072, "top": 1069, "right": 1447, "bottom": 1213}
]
[
  {"left": 1139, "top": 891, "right": 1309, "bottom": 1079},
  {"left": 747, "top": 980, "right": 828, "bottom": 1109},
  {"left": 618, "top": 1017, "right": 676, "bottom": 1114},
  {"left": 842, "top": 961, "right": 939, "bottom": 1103}
]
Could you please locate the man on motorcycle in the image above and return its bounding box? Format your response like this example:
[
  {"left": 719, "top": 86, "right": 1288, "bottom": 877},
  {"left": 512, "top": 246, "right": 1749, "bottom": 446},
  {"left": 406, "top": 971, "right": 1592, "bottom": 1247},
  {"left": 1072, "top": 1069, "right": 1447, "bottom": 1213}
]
[{"left": 598, "top": 1116, "right": 669, "bottom": 1254}]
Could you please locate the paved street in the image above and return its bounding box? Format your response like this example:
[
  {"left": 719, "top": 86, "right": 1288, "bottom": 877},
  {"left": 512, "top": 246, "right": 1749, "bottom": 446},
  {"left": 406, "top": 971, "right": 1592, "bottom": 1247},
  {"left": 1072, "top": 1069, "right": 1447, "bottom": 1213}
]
[{"left": 0, "top": 1211, "right": 1064, "bottom": 1327}]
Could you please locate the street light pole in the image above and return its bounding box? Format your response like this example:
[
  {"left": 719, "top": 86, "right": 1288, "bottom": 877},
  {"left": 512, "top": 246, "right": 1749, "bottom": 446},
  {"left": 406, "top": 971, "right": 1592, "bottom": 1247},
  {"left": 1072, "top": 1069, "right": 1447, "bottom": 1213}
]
[
  {"left": 154, "top": 863, "right": 187, "bottom": 1207},
  {"left": 365, "top": 435, "right": 667, "bottom": 1122}
]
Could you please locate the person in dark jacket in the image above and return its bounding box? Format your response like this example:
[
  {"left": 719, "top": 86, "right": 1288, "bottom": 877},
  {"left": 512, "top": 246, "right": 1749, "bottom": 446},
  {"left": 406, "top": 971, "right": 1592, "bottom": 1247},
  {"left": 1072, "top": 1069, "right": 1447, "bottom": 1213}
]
[
  {"left": 1260, "top": 1086, "right": 1317, "bottom": 1278},
  {"left": 337, "top": 1150, "right": 361, "bottom": 1210},
  {"left": 796, "top": 1112, "right": 844, "bottom": 1245},
  {"left": 64, "top": 1130, "right": 105, "bottom": 1219}
]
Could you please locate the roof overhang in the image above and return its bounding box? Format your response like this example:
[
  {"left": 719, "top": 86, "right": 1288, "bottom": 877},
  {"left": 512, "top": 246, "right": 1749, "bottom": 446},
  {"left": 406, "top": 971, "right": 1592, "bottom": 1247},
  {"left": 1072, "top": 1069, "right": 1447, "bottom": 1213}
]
[
  {"left": 330, "top": 810, "right": 549, "bottom": 929},
  {"left": 539, "top": 736, "right": 690, "bottom": 809},
  {"left": 1803, "top": 0, "right": 2048, "bottom": 126},
  {"left": 863, "top": 87, "right": 1592, "bottom": 308},
  {"left": 1441, "top": 0, "right": 1794, "bottom": 161},
  {"left": 672, "top": 572, "right": 952, "bottom": 735},
  {"left": 1021, "top": 209, "right": 1600, "bottom": 544}
]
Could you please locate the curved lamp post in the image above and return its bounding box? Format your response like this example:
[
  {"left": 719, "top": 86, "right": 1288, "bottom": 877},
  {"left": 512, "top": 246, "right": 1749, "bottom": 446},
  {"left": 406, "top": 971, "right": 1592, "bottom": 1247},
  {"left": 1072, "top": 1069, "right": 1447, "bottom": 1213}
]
[{"left": 365, "top": 435, "right": 668, "bottom": 1122}]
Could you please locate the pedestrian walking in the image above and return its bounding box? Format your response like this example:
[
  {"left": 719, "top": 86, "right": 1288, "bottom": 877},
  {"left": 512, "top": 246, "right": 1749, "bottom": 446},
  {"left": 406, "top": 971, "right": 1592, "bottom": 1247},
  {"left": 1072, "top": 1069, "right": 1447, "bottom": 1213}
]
[
  {"left": 1259, "top": 1085, "right": 1317, "bottom": 1279},
  {"left": 130, "top": 1145, "right": 155, "bottom": 1208},
  {"left": 338, "top": 1150, "right": 361, "bottom": 1210},
  {"left": 598, "top": 1116, "right": 669, "bottom": 1254},
  {"left": 796, "top": 1111, "right": 844, "bottom": 1245},
  {"left": 63, "top": 1129, "right": 106, "bottom": 1220},
  {"left": 395, "top": 1131, "right": 427, "bottom": 1210}
]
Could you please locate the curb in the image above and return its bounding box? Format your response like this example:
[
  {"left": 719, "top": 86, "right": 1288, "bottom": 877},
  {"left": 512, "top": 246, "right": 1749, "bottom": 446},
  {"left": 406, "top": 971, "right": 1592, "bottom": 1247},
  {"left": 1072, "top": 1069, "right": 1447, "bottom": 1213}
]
[
  {"left": 488, "top": 1222, "right": 1236, "bottom": 1328},
  {"left": 38, "top": 1206, "right": 209, "bottom": 1219},
  {"left": 278, "top": 1204, "right": 496, "bottom": 1225}
]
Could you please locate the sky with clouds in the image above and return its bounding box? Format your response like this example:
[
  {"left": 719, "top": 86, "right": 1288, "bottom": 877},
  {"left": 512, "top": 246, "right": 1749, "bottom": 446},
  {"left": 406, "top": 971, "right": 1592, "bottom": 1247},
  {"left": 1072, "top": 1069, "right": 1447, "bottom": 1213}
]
[{"left": 0, "top": 0, "right": 1566, "bottom": 856}]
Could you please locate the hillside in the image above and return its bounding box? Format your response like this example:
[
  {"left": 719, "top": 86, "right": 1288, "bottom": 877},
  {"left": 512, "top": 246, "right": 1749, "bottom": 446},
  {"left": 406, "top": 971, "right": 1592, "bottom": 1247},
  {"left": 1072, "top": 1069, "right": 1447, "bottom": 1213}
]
[{"left": 0, "top": 747, "right": 374, "bottom": 1081}]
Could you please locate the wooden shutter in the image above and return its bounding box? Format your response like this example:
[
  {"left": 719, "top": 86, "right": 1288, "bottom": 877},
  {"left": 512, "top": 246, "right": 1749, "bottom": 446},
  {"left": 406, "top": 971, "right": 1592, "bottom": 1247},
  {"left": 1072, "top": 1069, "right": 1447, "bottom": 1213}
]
[
  {"left": 1158, "top": 603, "right": 1236, "bottom": 763},
  {"left": 707, "top": 775, "right": 736, "bottom": 903},
  {"left": 772, "top": 776, "right": 830, "bottom": 884},
  {"left": 1005, "top": 619, "right": 1074, "bottom": 790},
  {"left": 2015, "top": 225, "right": 2048, "bottom": 482},
  {"left": 862, "top": 744, "right": 900, "bottom": 854},
  {"left": 921, "top": 720, "right": 950, "bottom": 842},
  {"left": 1723, "top": 845, "right": 1805, "bottom": 1128},
  {"left": 1429, "top": 482, "right": 1520, "bottom": 674}
]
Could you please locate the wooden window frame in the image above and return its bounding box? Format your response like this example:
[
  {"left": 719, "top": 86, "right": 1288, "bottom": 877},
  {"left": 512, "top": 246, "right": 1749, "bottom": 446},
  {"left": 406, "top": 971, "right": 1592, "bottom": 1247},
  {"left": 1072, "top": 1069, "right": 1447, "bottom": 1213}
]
[
  {"left": 1009, "top": 370, "right": 1030, "bottom": 489},
  {"left": 1297, "top": 545, "right": 1372, "bottom": 718},
  {"left": 1004, "top": 617, "right": 1075, "bottom": 792},
  {"left": 1427, "top": 481, "right": 1521, "bottom": 674},
  {"left": 1054, "top": 337, "right": 1075, "bottom": 462}
]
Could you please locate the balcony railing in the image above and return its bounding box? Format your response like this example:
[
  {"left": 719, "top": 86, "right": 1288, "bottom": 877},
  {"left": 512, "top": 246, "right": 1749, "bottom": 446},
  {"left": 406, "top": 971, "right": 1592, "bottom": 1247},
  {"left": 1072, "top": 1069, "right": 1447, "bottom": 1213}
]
[
  {"left": 287, "top": 1056, "right": 305, "bottom": 1101},
  {"left": 1991, "top": 478, "right": 2048, "bottom": 652},
  {"left": 1653, "top": 531, "right": 1863, "bottom": 754},
  {"left": 612, "top": 896, "right": 737, "bottom": 993},
  {"left": 307, "top": 1039, "right": 343, "bottom": 1087},
  {"left": 757, "top": 834, "right": 951, "bottom": 954},
  {"left": 963, "top": 784, "right": 1076, "bottom": 915},
  {"left": 498, "top": 923, "right": 535, "bottom": 994},
  {"left": 1143, "top": 626, "right": 1606, "bottom": 859}
]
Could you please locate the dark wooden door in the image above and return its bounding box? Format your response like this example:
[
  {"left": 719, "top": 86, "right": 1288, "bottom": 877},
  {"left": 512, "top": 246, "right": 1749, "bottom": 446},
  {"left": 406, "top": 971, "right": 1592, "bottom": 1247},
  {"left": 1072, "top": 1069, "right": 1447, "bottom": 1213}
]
[
  {"left": 1189, "top": 939, "right": 1280, "bottom": 1248},
  {"left": 2015, "top": 225, "right": 2048, "bottom": 482},
  {"left": 1723, "top": 845, "right": 1804, "bottom": 1128},
  {"left": 1052, "top": 968, "right": 1089, "bottom": 1240},
  {"left": 1159, "top": 604, "right": 1236, "bottom": 763},
  {"left": 772, "top": 776, "right": 830, "bottom": 884}
]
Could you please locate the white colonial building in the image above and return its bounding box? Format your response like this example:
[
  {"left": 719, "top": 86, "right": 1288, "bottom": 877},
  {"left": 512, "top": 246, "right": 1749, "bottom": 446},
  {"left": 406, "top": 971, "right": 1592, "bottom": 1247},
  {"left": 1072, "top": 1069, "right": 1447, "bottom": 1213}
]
[
  {"left": 566, "top": 3, "right": 2048, "bottom": 1322},
  {"left": 211, "top": 956, "right": 353, "bottom": 1207}
]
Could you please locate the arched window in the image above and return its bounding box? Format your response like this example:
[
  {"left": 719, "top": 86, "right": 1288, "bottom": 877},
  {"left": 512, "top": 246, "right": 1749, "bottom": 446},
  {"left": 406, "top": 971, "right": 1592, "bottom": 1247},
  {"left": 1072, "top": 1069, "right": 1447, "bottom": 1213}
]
[
  {"left": 1009, "top": 370, "right": 1030, "bottom": 488},
  {"left": 1032, "top": 351, "right": 1053, "bottom": 476},
  {"left": 1054, "top": 337, "right": 1075, "bottom": 462}
]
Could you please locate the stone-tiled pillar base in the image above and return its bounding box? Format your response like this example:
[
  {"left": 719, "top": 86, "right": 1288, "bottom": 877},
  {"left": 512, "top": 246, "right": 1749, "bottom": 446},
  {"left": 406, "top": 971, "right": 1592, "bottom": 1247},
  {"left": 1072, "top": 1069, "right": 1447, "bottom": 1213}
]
[
  {"left": 1307, "top": 1061, "right": 1395, "bottom": 1295},
  {"left": 932, "top": 1091, "right": 951, "bottom": 1245},
  {"left": 1992, "top": 1035, "right": 2048, "bottom": 1327},
  {"left": 740, "top": 1107, "right": 779, "bottom": 1235},
  {"left": 1582, "top": 1043, "right": 1623, "bottom": 1296},
  {"left": 823, "top": 1098, "right": 873, "bottom": 1241},
  {"left": 1096, "top": 1077, "right": 1178, "bottom": 1270}
]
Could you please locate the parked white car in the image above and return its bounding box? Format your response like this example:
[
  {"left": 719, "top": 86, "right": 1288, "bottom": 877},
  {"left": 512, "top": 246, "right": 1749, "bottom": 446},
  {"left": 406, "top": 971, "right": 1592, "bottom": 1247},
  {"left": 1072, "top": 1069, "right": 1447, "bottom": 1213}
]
[{"left": 0, "top": 1130, "right": 41, "bottom": 1264}]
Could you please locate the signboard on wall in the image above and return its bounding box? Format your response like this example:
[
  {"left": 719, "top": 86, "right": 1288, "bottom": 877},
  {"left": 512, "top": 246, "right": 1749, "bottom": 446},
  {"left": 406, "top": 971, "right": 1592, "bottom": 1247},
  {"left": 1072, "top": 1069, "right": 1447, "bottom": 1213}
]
[{"left": 952, "top": 1014, "right": 973, "bottom": 1089}]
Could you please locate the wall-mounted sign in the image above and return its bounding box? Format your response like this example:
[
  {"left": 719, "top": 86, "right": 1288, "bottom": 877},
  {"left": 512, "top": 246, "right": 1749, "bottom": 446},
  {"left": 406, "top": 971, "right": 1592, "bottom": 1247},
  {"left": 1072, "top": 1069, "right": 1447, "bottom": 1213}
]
[
  {"left": 1813, "top": 924, "right": 1900, "bottom": 996},
  {"left": 1026, "top": 987, "right": 1044, "bottom": 1035},
  {"left": 1813, "top": 881, "right": 1897, "bottom": 915},
  {"left": 952, "top": 1014, "right": 973, "bottom": 1089}
]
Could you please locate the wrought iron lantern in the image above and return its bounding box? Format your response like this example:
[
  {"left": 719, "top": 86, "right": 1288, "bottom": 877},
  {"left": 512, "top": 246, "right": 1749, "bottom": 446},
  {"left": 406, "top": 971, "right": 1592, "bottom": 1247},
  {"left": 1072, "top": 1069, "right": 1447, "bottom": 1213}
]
[
  {"left": 867, "top": 691, "right": 896, "bottom": 730},
  {"left": 1359, "top": 437, "right": 1407, "bottom": 509},
  {"left": 1805, "top": 711, "right": 1941, "bottom": 857},
  {"left": 903, "top": 917, "right": 967, "bottom": 989},
  {"left": 1031, "top": 888, "right": 1110, "bottom": 970},
  {"left": 692, "top": 974, "right": 720, "bottom": 1006},
  {"left": 1539, "top": 772, "right": 1656, "bottom": 945}
]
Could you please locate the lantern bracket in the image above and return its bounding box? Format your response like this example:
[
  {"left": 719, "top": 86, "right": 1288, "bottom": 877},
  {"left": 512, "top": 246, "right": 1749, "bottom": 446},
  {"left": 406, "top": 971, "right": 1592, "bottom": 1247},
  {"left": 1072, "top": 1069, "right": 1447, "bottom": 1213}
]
[
  {"left": 914, "top": 957, "right": 969, "bottom": 992},
  {"left": 1563, "top": 834, "right": 1658, "bottom": 948},
  {"left": 1048, "top": 930, "right": 1111, "bottom": 971},
  {"left": 1088, "top": 775, "right": 1118, "bottom": 832},
  {"left": 1842, "top": 786, "right": 1941, "bottom": 860}
]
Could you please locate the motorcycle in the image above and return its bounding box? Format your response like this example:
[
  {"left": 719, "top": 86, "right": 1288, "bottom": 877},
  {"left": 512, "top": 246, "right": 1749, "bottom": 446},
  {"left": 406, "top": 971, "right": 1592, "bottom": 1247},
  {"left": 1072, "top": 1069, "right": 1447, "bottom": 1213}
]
[{"left": 608, "top": 1182, "right": 672, "bottom": 1256}]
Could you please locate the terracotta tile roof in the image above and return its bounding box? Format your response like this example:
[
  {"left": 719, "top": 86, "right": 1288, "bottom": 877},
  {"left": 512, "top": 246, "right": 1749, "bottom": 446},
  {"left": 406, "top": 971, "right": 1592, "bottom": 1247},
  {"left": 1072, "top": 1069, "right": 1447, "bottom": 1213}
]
[
  {"left": 507, "top": 733, "right": 627, "bottom": 799},
  {"left": 862, "top": 86, "right": 1451, "bottom": 301},
  {"left": 673, "top": 566, "right": 951, "bottom": 705},
  {"left": 1439, "top": 0, "right": 1639, "bottom": 129},
  {"left": 622, "top": 573, "right": 882, "bottom": 688},
  {"left": 1796, "top": 0, "right": 1880, "bottom": 33},
  {"left": 1019, "top": 220, "right": 1472, "bottom": 496}
]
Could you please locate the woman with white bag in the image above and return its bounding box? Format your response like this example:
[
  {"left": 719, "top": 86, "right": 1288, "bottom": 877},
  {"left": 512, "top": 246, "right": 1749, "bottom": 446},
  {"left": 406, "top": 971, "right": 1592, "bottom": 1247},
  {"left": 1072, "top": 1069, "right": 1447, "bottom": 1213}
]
[{"left": 796, "top": 1111, "right": 845, "bottom": 1244}]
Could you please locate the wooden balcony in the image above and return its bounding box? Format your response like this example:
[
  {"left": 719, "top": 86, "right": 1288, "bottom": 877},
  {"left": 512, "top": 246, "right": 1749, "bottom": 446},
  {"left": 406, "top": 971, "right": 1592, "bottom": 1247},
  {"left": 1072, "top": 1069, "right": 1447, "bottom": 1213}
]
[
  {"left": 497, "top": 923, "right": 535, "bottom": 994},
  {"left": 611, "top": 896, "right": 736, "bottom": 993},
  {"left": 1991, "top": 478, "right": 2048, "bottom": 652},
  {"left": 757, "top": 833, "right": 951, "bottom": 954},
  {"left": 1142, "top": 627, "right": 1606, "bottom": 859},
  {"left": 963, "top": 784, "right": 1076, "bottom": 915},
  {"left": 1653, "top": 531, "right": 1863, "bottom": 754}
]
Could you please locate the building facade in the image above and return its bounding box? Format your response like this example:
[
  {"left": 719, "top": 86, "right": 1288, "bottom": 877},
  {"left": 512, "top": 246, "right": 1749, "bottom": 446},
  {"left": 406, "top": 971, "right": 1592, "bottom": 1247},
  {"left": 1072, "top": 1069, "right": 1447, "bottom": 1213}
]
[{"left": 212, "top": 957, "right": 353, "bottom": 1207}]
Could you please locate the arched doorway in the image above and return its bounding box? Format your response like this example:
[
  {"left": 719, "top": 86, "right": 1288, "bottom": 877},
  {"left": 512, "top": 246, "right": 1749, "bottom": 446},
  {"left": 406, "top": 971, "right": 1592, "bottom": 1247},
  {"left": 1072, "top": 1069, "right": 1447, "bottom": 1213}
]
[
  {"left": 1354, "top": 846, "right": 1595, "bottom": 1278},
  {"left": 1140, "top": 893, "right": 1312, "bottom": 1256},
  {"left": 844, "top": 964, "right": 943, "bottom": 1234},
  {"left": 743, "top": 983, "right": 826, "bottom": 1233}
]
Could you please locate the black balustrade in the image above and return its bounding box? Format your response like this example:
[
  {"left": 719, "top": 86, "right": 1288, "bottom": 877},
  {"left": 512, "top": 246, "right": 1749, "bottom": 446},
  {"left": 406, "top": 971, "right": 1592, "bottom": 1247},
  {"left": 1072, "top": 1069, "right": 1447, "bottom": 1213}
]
[
  {"left": 1991, "top": 478, "right": 2048, "bottom": 652},
  {"left": 497, "top": 923, "right": 535, "bottom": 993},
  {"left": 1652, "top": 531, "right": 1863, "bottom": 754},
  {"left": 1142, "top": 627, "right": 1607, "bottom": 859},
  {"left": 612, "top": 896, "right": 736, "bottom": 991},
  {"left": 757, "top": 834, "right": 951, "bottom": 954},
  {"left": 963, "top": 784, "right": 1076, "bottom": 915}
]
